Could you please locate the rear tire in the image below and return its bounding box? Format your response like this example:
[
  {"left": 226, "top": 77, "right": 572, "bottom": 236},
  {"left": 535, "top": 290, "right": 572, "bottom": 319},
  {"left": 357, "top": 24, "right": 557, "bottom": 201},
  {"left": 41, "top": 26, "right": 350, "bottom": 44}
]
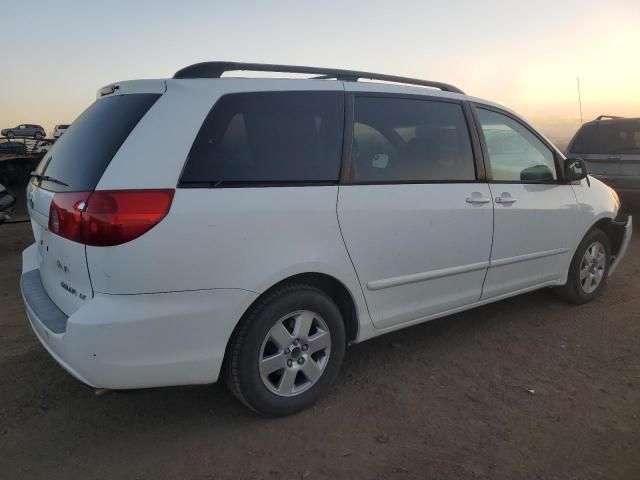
[
  {"left": 225, "top": 283, "right": 346, "bottom": 416},
  {"left": 554, "top": 228, "right": 610, "bottom": 304}
]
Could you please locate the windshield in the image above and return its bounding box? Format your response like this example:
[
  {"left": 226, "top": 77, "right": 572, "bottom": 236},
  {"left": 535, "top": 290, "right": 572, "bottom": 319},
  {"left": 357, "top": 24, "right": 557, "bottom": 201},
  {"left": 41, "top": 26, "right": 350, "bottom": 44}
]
[
  {"left": 569, "top": 120, "right": 640, "bottom": 155},
  {"left": 34, "top": 94, "right": 160, "bottom": 192}
]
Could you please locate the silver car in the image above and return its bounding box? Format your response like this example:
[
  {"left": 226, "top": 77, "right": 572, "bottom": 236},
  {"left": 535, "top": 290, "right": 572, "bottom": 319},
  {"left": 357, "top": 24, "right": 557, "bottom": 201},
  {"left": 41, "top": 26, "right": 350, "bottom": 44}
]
[
  {"left": 1, "top": 124, "right": 46, "bottom": 139},
  {"left": 566, "top": 116, "right": 640, "bottom": 207}
]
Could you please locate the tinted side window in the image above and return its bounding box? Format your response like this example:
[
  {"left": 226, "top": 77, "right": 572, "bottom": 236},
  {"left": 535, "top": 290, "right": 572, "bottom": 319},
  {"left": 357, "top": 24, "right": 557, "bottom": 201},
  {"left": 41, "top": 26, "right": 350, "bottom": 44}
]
[
  {"left": 35, "top": 94, "right": 161, "bottom": 192},
  {"left": 569, "top": 120, "right": 640, "bottom": 155},
  {"left": 180, "top": 91, "right": 344, "bottom": 185},
  {"left": 351, "top": 97, "right": 475, "bottom": 183},
  {"left": 476, "top": 108, "right": 557, "bottom": 182}
]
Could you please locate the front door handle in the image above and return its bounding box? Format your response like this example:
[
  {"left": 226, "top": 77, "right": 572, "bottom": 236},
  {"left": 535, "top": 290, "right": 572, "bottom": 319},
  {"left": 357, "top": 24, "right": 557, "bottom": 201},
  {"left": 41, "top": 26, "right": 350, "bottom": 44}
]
[
  {"left": 466, "top": 192, "right": 491, "bottom": 204},
  {"left": 495, "top": 193, "right": 517, "bottom": 204}
]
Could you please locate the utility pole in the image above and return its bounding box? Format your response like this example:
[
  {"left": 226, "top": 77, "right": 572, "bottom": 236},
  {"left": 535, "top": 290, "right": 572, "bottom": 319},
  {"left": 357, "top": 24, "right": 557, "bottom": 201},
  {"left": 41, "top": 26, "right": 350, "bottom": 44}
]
[{"left": 576, "top": 77, "right": 583, "bottom": 125}]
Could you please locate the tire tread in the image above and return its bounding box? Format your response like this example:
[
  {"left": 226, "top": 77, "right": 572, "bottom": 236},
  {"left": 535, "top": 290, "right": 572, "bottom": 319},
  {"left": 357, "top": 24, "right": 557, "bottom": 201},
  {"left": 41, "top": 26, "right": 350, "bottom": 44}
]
[
  {"left": 225, "top": 282, "right": 339, "bottom": 415},
  {"left": 554, "top": 228, "right": 610, "bottom": 304}
]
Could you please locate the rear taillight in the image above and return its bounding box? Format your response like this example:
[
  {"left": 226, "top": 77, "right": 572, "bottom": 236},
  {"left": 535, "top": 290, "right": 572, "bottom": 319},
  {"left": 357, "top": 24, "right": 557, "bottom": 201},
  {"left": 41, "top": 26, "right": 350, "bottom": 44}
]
[
  {"left": 49, "top": 192, "right": 89, "bottom": 243},
  {"left": 49, "top": 189, "right": 174, "bottom": 246}
]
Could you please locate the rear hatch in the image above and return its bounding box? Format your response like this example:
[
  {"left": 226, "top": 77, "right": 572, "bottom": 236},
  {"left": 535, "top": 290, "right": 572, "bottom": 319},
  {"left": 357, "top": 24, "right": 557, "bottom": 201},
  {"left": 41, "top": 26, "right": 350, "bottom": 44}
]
[
  {"left": 27, "top": 86, "right": 162, "bottom": 316},
  {"left": 567, "top": 119, "right": 640, "bottom": 189}
]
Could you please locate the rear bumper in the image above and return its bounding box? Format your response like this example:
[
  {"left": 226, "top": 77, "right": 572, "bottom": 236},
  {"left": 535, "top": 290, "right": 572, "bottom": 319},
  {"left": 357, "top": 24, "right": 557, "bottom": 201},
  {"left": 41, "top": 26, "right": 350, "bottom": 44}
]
[
  {"left": 609, "top": 216, "right": 633, "bottom": 276},
  {"left": 20, "top": 244, "right": 258, "bottom": 389}
]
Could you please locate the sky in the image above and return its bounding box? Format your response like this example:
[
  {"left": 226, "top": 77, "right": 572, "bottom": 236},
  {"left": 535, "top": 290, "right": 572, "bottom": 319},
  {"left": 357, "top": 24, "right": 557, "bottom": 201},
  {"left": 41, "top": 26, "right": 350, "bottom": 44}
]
[{"left": 1, "top": 0, "right": 639, "bottom": 146}]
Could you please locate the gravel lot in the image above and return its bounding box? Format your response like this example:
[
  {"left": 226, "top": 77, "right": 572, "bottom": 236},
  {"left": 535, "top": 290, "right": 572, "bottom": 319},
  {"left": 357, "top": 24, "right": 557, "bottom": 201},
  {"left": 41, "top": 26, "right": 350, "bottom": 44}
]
[{"left": 1, "top": 212, "right": 639, "bottom": 479}]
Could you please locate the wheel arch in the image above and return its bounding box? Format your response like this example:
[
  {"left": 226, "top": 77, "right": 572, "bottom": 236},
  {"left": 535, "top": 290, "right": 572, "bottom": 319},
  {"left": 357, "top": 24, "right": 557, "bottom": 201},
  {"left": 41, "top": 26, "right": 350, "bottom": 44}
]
[
  {"left": 570, "top": 212, "right": 629, "bottom": 266},
  {"left": 571, "top": 214, "right": 614, "bottom": 256},
  {"left": 588, "top": 216, "right": 627, "bottom": 258},
  {"left": 221, "top": 272, "right": 360, "bottom": 373},
  {"left": 592, "top": 216, "right": 613, "bottom": 239}
]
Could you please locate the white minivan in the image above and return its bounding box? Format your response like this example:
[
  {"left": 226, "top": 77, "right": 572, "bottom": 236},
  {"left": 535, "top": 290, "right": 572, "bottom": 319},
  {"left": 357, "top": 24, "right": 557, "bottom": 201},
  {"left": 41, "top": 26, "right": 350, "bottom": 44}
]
[{"left": 21, "top": 62, "right": 632, "bottom": 415}]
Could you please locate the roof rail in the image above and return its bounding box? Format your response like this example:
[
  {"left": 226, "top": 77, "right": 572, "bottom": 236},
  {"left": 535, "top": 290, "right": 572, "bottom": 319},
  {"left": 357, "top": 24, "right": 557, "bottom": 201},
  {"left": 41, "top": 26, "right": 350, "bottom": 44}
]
[
  {"left": 595, "top": 115, "right": 623, "bottom": 120},
  {"left": 172, "top": 61, "right": 465, "bottom": 94}
]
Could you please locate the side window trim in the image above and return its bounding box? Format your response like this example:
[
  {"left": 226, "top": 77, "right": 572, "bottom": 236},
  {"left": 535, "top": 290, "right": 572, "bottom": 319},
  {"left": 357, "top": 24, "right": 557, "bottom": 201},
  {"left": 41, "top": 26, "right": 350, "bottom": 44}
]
[
  {"left": 340, "top": 92, "right": 355, "bottom": 183},
  {"left": 462, "top": 101, "right": 487, "bottom": 181},
  {"left": 467, "top": 103, "right": 494, "bottom": 181},
  {"left": 470, "top": 102, "right": 564, "bottom": 184},
  {"left": 339, "top": 92, "right": 483, "bottom": 185}
]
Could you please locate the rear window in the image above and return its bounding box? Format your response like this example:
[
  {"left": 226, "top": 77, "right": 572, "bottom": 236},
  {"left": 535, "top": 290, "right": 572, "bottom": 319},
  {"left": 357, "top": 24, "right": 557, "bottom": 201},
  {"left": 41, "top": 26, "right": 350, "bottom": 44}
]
[
  {"left": 180, "top": 91, "right": 344, "bottom": 186},
  {"left": 34, "top": 94, "right": 160, "bottom": 192},
  {"left": 569, "top": 120, "right": 640, "bottom": 155}
]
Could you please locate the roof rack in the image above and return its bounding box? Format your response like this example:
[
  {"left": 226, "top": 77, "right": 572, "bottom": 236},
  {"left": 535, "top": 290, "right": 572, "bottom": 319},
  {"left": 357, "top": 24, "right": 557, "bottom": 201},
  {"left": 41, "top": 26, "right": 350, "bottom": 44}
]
[
  {"left": 172, "top": 61, "right": 465, "bottom": 94},
  {"left": 595, "top": 115, "right": 623, "bottom": 120}
]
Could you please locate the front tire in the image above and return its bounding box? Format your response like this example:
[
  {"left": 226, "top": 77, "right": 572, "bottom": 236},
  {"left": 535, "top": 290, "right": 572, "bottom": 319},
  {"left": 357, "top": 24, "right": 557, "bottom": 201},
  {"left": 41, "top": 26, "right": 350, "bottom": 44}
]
[
  {"left": 5, "top": 131, "right": 14, "bottom": 138},
  {"left": 225, "top": 283, "right": 346, "bottom": 416},
  {"left": 34, "top": 132, "right": 43, "bottom": 140},
  {"left": 555, "top": 228, "right": 610, "bottom": 304}
]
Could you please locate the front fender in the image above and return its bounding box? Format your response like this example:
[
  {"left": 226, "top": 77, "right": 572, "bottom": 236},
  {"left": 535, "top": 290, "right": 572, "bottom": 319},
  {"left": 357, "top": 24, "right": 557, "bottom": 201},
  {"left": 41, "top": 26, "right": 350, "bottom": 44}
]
[{"left": 570, "top": 176, "right": 619, "bottom": 252}]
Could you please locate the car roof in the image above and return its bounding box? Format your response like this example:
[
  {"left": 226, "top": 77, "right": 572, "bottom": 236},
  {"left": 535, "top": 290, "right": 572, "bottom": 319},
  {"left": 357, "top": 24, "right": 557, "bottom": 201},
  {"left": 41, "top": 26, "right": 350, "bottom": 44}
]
[
  {"left": 581, "top": 116, "right": 640, "bottom": 127},
  {"left": 164, "top": 61, "right": 525, "bottom": 115},
  {"left": 101, "top": 75, "right": 514, "bottom": 116},
  {"left": 99, "top": 67, "right": 553, "bottom": 149}
]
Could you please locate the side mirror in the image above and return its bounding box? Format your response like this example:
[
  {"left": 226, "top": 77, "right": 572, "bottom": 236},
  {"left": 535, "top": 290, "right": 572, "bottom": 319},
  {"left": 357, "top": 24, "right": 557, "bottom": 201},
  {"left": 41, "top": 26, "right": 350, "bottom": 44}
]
[
  {"left": 520, "top": 164, "right": 555, "bottom": 182},
  {"left": 564, "top": 158, "right": 588, "bottom": 182}
]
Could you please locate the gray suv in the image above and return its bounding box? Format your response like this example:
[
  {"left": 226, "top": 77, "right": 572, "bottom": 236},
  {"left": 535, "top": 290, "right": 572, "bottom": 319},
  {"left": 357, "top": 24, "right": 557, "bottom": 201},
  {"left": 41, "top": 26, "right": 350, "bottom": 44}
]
[
  {"left": 1, "top": 124, "right": 46, "bottom": 139},
  {"left": 566, "top": 116, "right": 640, "bottom": 207}
]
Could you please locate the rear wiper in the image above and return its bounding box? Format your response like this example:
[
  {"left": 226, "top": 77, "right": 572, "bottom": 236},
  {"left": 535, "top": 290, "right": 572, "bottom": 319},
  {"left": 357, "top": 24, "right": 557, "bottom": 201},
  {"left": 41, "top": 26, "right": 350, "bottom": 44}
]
[{"left": 30, "top": 172, "right": 69, "bottom": 187}]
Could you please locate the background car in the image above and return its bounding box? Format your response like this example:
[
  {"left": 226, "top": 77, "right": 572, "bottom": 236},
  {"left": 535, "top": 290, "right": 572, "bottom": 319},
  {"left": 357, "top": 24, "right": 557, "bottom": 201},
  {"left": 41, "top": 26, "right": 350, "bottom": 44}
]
[
  {"left": 0, "top": 183, "right": 17, "bottom": 224},
  {"left": 1, "top": 124, "right": 46, "bottom": 139},
  {"left": 53, "top": 124, "right": 70, "bottom": 138},
  {"left": 0, "top": 140, "right": 28, "bottom": 155},
  {"left": 34, "top": 139, "right": 54, "bottom": 154},
  {"left": 566, "top": 116, "right": 640, "bottom": 207}
]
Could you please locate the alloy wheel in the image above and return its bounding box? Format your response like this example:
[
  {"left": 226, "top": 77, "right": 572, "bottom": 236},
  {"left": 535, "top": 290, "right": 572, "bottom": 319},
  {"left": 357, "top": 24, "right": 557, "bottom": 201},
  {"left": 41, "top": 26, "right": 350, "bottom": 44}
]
[
  {"left": 259, "top": 310, "right": 331, "bottom": 397},
  {"left": 580, "top": 241, "right": 606, "bottom": 294}
]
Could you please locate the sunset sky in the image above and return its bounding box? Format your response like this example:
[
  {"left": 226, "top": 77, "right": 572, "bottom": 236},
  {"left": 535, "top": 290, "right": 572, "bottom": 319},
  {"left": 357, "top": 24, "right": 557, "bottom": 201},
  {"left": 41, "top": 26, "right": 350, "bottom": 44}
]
[{"left": 1, "top": 0, "right": 638, "bottom": 146}]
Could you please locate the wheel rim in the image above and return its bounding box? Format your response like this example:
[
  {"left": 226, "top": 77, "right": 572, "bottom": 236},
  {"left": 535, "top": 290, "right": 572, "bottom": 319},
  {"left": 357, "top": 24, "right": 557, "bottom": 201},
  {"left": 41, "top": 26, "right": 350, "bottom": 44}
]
[
  {"left": 580, "top": 241, "right": 607, "bottom": 294},
  {"left": 259, "top": 310, "right": 331, "bottom": 397}
]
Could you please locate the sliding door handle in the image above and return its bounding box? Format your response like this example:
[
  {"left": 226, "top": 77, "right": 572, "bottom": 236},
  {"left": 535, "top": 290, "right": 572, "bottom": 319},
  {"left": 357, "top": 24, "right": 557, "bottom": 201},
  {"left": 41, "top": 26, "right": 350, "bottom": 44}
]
[
  {"left": 495, "top": 193, "right": 517, "bottom": 204},
  {"left": 466, "top": 192, "right": 491, "bottom": 204}
]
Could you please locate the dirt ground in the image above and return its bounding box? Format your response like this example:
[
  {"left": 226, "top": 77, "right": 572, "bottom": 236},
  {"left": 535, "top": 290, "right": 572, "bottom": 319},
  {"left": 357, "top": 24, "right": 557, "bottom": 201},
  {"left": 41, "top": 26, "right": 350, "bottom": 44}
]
[{"left": 1, "top": 213, "right": 639, "bottom": 479}]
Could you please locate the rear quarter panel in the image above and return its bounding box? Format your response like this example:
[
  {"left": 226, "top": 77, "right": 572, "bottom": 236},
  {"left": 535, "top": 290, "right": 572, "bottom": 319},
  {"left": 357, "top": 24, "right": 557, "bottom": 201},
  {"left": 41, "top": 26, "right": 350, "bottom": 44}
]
[
  {"left": 85, "top": 187, "right": 371, "bottom": 337},
  {"left": 88, "top": 78, "right": 374, "bottom": 341}
]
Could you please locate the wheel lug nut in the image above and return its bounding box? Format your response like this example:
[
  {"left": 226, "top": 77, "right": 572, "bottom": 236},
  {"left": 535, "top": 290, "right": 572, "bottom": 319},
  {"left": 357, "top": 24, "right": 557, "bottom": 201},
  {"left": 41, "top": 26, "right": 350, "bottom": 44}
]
[
  {"left": 302, "top": 344, "right": 308, "bottom": 351},
  {"left": 297, "top": 358, "right": 305, "bottom": 365},
  {"left": 287, "top": 359, "right": 293, "bottom": 367},
  {"left": 293, "top": 339, "right": 299, "bottom": 345}
]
